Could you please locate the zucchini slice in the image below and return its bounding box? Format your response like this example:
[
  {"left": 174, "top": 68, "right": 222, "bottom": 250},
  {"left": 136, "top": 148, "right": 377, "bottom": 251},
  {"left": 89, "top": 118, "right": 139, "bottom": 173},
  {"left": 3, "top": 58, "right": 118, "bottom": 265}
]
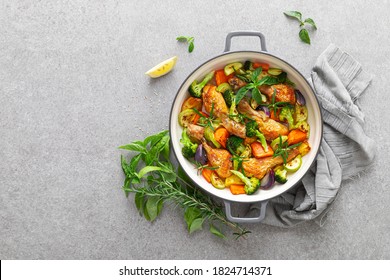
[{"left": 224, "top": 62, "right": 243, "bottom": 76}]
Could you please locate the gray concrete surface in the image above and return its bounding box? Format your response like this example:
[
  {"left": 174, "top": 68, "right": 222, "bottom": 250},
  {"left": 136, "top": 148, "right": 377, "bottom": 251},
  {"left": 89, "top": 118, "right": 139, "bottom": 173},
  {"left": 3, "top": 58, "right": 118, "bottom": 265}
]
[{"left": 1, "top": 0, "right": 389, "bottom": 259}]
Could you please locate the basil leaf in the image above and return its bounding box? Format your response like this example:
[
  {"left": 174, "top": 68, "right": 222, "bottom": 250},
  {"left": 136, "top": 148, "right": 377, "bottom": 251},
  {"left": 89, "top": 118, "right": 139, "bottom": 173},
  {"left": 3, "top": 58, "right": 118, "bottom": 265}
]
[
  {"left": 143, "top": 130, "right": 168, "bottom": 147},
  {"left": 304, "top": 18, "right": 317, "bottom": 29},
  {"left": 188, "top": 41, "right": 194, "bottom": 53},
  {"left": 251, "top": 87, "right": 263, "bottom": 104},
  {"left": 251, "top": 67, "right": 263, "bottom": 83},
  {"left": 145, "top": 196, "right": 162, "bottom": 222},
  {"left": 299, "top": 28, "right": 311, "bottom": 44},
  {"left": 284, "top": 11, "right": 302, "bottom": 22},
  {"left": 189, "top": 217, "right": 205, "bottom": 234},
  {"left": 119, "top": 141, "right": 146, "bottom": 153},
  {"left": 145, "top": 135, "right": 170, "bottom": 165},
  {"left": 176, "top": 36, "right": 189, "bottom": 42},
  {"left": 209, "top": 223, "right": 226, "bottom": 239},
  {"left": 135, "top": 192, "right": 145, "bottom": 213},
  {"left": 235, "top": 85, "right": 251, "bottom": 105},
  {"left": 138, "top": 166, "right": 162, "bottom": 178},
  {"left": 184, "top": 207, "right": 202, "bottom": 231}
]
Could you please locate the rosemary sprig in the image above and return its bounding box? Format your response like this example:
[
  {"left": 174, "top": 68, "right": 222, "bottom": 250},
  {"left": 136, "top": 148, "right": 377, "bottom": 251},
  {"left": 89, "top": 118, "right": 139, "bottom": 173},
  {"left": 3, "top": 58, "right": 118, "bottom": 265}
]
[
  {"left": 119, "top": 130, "right": 250, "bottom": 239},
  {"left": 264, "top": 88, "right": 293, "bottom": 116},
  {"left": 193, "top": 103, "right": 219, "bottom": 130},
  {"left": 272, "top": 135, "right": 302, "bottom": 164},
  {"left": 189, "top": 159, "right": 219, "bottom": 175}
]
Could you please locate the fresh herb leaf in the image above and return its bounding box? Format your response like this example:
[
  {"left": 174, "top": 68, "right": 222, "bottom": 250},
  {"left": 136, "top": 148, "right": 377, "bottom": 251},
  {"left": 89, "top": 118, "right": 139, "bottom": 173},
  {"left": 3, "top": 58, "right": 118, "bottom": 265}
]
[
  {"left": 176, "top": 36, "right": 195, "bottom": 53},
  {"left": 189, "top": 217, "right": 205, "bottom": 234},
  {"left": 251, "top": 87, "right": 263, "bottom": 104},
  {"left": 283, "top": 10, "right": 302, "bottom": 22},
  {"left": 251, "top": 66, "right": 263, "bottom": 83},
  {"left": 299, "top": 28, "right": 311, "bottom": 44},
  {"left": 209, "top": 223, "right": 226, "bottom": 239},
  {"left": 134, "top": 192, "right": 145, "bottom": 213},
  {"left": 304, "top": 18, "right": 317, "bottom": 29}
]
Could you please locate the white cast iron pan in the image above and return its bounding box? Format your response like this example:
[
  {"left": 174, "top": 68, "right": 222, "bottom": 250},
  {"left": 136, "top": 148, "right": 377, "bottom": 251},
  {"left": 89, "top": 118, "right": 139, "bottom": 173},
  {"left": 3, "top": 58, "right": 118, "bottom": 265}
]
[{"left": 169, "top": 31, "right": 323, "bottom": 223}]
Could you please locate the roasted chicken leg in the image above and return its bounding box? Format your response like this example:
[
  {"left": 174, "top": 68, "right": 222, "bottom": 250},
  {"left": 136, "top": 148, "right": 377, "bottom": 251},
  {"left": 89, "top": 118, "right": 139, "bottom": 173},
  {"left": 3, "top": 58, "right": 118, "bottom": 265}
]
[
  {"left": 237, "top": 99, "right": 288, "bottom": 140},
  {"left": 201, "top": 139, "right": 232, "bottom": 179}
]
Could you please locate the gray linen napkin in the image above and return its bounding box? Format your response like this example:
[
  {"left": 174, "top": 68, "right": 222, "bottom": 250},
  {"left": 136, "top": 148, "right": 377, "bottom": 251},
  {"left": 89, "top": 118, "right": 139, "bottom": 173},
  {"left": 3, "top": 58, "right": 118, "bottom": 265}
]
[{"left": 259, "top": 44, "right": 376, "bottom": 227}]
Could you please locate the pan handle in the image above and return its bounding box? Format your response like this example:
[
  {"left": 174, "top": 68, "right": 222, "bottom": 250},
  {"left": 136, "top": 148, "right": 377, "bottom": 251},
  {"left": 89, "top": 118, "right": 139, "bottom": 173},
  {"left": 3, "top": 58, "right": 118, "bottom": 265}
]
[
  {"left": 224, "top": 31, "right": 267, "bottom": 52},
  {"left": 224, "top": 200, "right": 268, "bottom": 223}
]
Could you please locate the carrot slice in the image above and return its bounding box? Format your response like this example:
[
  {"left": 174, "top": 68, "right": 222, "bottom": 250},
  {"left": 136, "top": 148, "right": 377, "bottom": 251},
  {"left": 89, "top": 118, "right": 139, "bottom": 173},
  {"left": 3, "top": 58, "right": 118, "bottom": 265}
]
[
  {"left": 251, "top": 141, "right": 274, "bottom": 158},
  {"left": 270, "top": 108, "right": 280, "bottom": 121},
  {"left": 287, "top": 129, "right": 308, "bottom": 145},
  {"left": 230, "top": 184, "right": 246, "bottom": 195},
  {"left": 202, "top": 168, "right": 214, "bottom": 183},
  {"left": 215, "top": 69, "right": 228, "bottom": 86},
  {"left": 252, "top": 62, "right": 269, "bottom": 71},
  {"left": 214, "top": 127, "right": 229, "bottom": 148}
]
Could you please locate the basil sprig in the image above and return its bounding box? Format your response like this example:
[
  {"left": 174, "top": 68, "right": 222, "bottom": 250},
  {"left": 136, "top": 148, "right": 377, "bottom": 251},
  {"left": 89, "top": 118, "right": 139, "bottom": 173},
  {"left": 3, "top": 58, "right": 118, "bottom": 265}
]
[
  {"left": 235, "top": 67, "right": 288, "bottom": 105},
  {"left": 284, "top": 11, "right": 317, "bottom": 44}
]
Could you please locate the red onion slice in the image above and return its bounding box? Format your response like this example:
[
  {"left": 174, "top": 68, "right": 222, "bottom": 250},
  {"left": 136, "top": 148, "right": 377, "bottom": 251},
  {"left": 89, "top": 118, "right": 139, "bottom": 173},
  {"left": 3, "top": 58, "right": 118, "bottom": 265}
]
[
  {"left": 194, "top": 144, "right": 207, "bottom": 165},
  {"left": 257, "top": 105, "right": 271, "bottom": 117},
  {"left": 260, "top": 169, "right": 275, "bottom": 190},
  {"left": 295, "top": 90, "right": 306, "bottom": 106}
]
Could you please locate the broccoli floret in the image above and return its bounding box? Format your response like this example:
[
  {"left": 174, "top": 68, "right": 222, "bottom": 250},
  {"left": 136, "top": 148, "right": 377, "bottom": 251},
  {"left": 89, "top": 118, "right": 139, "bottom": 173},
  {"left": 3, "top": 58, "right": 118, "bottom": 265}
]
[
  {"left": 188, "top": 71, "right": 215, "bottom": 98},
  {"left": 245, "top": 120, "right": 268, "bottom": 152},
  {"left": 180, "top": 129, "right": 198, "bottom": 159},
  {"left": 226, "top": 135, "right": 246, "bottom": 155},
  {"left": 274, "top": 167, "right": 288, "bottom": 184},
  {"left": 222, "top": 89, "right": 234, "bottom": 108},
  {"left": 230, "top": 170, "right": 261, "bottom": 195},
  {"left": 279, "top": 106, "right": 295, "bottom": 128},
  {"left": 222, "top": 89, "right": 244, "bottom": 123},
  {"left": 243, "top": 60, "right": 254, "bottom": 71}
]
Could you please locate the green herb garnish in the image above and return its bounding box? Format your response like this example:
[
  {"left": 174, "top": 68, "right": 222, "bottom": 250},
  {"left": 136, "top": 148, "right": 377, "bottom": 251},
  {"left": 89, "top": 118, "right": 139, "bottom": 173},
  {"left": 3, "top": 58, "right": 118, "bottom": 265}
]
[
  {"left": 272, "top": 135, "right": 301, "bottom": 164},
  {"left": 266, "top": 88, "right": 293, "bottom": 116},
  {"left": 193, "top": 103, "right": 218, "bottom": 130},
  {"left": 284, "top": 11, "right": 317, "bottom": 44},
  {"left": 119, "top": 130, "right": 249, "bottom": 239},
  {"left": 176, "top": 36, "right": 195, "bottom": 53}
]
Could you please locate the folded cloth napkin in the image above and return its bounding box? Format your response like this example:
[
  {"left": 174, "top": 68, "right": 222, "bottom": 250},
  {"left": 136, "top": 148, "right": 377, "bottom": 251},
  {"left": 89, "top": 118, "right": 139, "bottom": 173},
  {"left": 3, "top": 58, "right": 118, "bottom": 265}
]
[{"left": 258, "top": 44, "right": 376, "bottom": 227}]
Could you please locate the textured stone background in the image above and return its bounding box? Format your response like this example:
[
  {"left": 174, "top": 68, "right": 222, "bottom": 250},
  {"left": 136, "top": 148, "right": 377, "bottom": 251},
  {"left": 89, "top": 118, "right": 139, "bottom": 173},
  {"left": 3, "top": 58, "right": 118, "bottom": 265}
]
[{"left": 1, "top": 0, "right": 389, "bottom": 259}]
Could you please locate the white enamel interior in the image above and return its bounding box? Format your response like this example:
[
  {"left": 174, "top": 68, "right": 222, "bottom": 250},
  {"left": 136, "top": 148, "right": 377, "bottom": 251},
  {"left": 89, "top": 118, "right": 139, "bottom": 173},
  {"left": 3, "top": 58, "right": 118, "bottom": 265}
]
[{"left": 170, "top": 51, "right": 322, "bottom": 203}]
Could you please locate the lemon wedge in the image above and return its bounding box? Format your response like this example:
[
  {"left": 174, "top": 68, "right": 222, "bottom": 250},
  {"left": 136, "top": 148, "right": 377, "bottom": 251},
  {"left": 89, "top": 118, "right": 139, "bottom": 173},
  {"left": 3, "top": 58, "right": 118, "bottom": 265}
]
[{"left": 145, "top": 56, "right": 178, "bottom": 78}]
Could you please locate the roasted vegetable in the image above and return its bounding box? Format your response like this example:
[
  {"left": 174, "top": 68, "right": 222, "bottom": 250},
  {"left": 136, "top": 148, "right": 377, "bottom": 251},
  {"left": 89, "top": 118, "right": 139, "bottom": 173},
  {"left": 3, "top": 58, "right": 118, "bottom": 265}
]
[
  {"left": 295, "top": 104, "right": 308, "bottom": 122},
  {"left": 224, "top": 62, "right": 243, "bottom": 76},
  {"left": 284, "top": 155, "right": 302, "bottom": 172},
  {"left": 210, "top": 172, "right": 226, "bottom": 189},
  {"left": 180, "top": 129, "right": 198, "bottom": 159},
  {"left": 189, "top": 71, "right": 215, "bottom": 98},
  {"left": 274, "top": 166, "right": 288, "bottom": 184},
  {"left": 178, "top": 109, "right": 197, "bottom": 127},
  {"left": 204, "top": 126, "right": 221, "bottom": 148},
  {"left": 230, "top": 170, "right": 261, "bottom": 195},
  {"left": 226, "top": 135, "right": 246, "bottom": 155},
  {"left": 260, "top": 169, "right": 275, "bottom": 190},
  {"left": 279, "top": 106, "right": 295, "bottom": 128},
  {"left": 194, "top": 144, "right": 207, "bottom": 165},
  {"left": 245, "top": 120, "right": 268, "bottom": 152},
  {"left": 222, "top": 89, "right": 235, "bottom": 108}
]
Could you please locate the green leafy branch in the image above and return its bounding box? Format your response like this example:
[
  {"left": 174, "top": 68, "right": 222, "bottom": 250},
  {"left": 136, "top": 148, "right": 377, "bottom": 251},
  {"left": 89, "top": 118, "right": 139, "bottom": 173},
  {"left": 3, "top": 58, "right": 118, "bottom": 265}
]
[
  {"left": 119, "top": 130, "right": 250, "bottom": 239},
  {"left": 284, "top": 11, "right": 317, "bottom": 44},
  {"left": 176, "top": 36, "right": 195, "bottom": 53}
]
